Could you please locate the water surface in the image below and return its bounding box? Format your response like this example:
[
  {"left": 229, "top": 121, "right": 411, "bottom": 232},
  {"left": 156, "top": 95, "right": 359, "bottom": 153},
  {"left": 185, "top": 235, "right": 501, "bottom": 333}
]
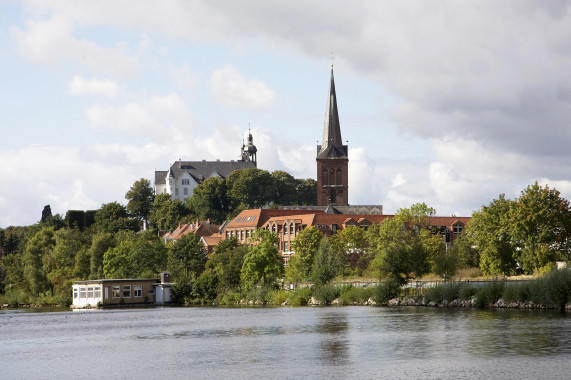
[{"left": 1, "top": 306, "right": 570, "bottom": 379}]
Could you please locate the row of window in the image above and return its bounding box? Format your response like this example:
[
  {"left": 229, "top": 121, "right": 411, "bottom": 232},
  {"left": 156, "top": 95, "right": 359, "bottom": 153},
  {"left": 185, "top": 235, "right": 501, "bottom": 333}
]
[
  {"left": 322, "top": 168, "right": 343, "bottom": 187},
  {"left": 235, "top": 216, "right": 256, "bottom": 223},
  {"left": 74, "top": 286, "right": 102, "bottom": 299},
  {"left": 226, "top": 229, "right": 253, "bottom": 240},
  {"left": 111, "top": 285, "right": 143, "bottom": 298}
]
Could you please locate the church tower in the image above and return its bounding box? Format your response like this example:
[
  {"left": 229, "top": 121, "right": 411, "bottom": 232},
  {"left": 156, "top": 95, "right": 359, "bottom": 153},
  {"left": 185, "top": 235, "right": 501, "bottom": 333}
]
[{"left": 316, "top": 67, "right": 348, "bottom": 206}]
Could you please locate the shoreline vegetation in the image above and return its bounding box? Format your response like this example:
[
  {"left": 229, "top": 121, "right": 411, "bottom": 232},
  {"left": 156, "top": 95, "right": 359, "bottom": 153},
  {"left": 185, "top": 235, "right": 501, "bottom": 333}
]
[{"left": 4, "top": 269, "right": 569, "bottom": 312}]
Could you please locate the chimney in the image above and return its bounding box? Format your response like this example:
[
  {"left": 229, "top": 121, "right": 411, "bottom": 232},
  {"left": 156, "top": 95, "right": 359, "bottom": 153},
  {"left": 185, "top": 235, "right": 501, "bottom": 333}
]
[{"left": 161, "top": 272, "right": 171, "bottom": 284}]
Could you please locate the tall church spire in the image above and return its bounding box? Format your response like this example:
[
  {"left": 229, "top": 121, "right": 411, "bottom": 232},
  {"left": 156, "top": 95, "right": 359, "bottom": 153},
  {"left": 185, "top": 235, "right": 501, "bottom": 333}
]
[
  {"left": 316, "top": 66, "right": 349, "bottom": 206},
  {"left": 317, "top": 67, "right": 347, "bottom": 159}
]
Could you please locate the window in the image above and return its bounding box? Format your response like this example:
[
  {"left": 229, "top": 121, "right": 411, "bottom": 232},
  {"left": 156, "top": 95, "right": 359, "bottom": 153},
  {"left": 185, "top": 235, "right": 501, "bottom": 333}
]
[
  {"left": 272, "top": 224, "right": 277, "bottom": 233},
  {"left": 134, "top": 285, "right": 142, "bottom": 298},
  {"left": 336, "top": 169, "right": 342, "bottom": 185},
  {"left": 175, "top": 188, "right": 179, "bottom": 195},
  {"left": 184, "top": 188, "right": 188, "bottom": 195},
  {"left": 322, "top": 169, "right": 328, "bottom": 186},
  {"left": 123, "top": 285, "right": 131, "bottom": 298},
  {"left": 247, "top": 230, "right": 251, "bottom": 238},
  {"left": 284, "top": 241, "right": 289, "bottom": 252},
  {"left": 112, "top": 286, "right": 121, "bottom": 298},
  {"left": 73, "top": 288, "right": 78, "bottom": 299},
  {"left": 251, "top": 216, "right": 256, "bottom": 222},
  {"left": 87, "top": 287, "right": 94, "bottom": 298},
  {"left": 246, "top": 216, "right": 251, "bottom": 222},
  {"left": 453, "top": 224, "right": 463, "bottom": 235},
  {"left": 94, "top": 286, "right": 101, "bottom": 298},
  {"left": 79, "top": 287, "right": 86, "bottom": 298},
  {"left": 290, "top": 223, "right": 294, "bottom": 234},
  {"left": 283, "top": 223, "right": 288, "bottom": 234},
  {"left": 182, "top": 179, "right": 190, "bottom": 185}
]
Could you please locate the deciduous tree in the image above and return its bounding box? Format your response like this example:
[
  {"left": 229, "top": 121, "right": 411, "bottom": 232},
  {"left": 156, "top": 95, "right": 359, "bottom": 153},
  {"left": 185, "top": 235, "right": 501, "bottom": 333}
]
[{"left": 241, "top": 229, "right": 283, "bottom": 291}]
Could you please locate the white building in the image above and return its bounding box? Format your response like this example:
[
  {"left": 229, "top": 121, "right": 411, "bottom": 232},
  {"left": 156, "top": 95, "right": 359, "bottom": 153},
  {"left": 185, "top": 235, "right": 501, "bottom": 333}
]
[{"left": 154, "top": 132, "right": 257, "bottom": 202}]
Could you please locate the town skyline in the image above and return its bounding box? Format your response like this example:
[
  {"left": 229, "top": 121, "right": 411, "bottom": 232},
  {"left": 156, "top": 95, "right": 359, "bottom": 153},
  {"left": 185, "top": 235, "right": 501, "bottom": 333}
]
[{"left": 1, "top": 1, "right": 570, "bottom": 227}]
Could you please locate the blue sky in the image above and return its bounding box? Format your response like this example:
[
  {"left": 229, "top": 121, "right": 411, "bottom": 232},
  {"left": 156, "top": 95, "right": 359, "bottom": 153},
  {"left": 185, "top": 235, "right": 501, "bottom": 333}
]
[{"left": 1, "top": 0, "right": 571, "bottom": 227}]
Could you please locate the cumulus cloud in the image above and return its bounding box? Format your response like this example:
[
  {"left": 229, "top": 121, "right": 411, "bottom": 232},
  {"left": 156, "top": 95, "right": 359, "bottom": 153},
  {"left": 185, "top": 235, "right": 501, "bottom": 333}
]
[
  {"left": 209, "top": 65, "right": 275, "bottom": 110},
  {"left": 69, "top": 76, "right": 119, "bottom": 98},
  {"left": 86, "top": 92, "right": 194, "bottom": 142},
  {"left": 11, "top": 13, "right": 138, "bottom": 78}
]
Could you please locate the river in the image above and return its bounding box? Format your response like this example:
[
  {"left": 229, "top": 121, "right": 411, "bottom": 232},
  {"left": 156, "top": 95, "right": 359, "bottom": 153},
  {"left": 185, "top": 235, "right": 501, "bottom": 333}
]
[{"left": 1, "top": 306, "right": 570, "bottom": 379}]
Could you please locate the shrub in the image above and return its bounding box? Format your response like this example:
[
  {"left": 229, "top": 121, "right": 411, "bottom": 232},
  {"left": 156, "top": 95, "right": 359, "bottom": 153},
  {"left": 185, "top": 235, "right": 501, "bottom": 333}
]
[
  {"left": 532, "top": 269, "right": 571, "bottom": 309},
  {"left": 474, "top": 281, "right": 504, "bottom": 308},
  {"left": 287, "top": 287, "right": 312, "bottom": 306},
  {"left": 170, "top": 283, "right": 192, "bottom": 305},
  {"left": 245, "top": 286, "right": 273, "bottom": 304},
  {"left": 218, "top": 292, "right": 241, "bottom": 305},
  {"left": 502, "top": 282, "right": 531, "bottom": 303},
  {"left": 337, "top": 285, "right": 372, "bottom": 305},
  {"left": 371, "top": 280, "right": 400, "bottom": 305},
  {"left": 268, "top": 290, "right": 288, "bottom": 305},
  {"left": 458, "top": 283, "right": 478, "bottom": 300},
  {"left": 313, "top": 285, "right": 340, "bottom": 305}
]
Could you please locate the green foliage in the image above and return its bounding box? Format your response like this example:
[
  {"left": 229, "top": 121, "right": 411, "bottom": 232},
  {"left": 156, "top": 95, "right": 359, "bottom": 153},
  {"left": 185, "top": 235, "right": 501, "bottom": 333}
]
[
  {"left": 208, "top": 243, "right": 248, "bottom": 292},
  {"left": 432, "top": 251, "right": 459, "bottom": 280},
  {"left": 424, "top": 282, "right": 463, "bottom": 304},
  {"left": 313, "top": 284, "right": 340, "bottom": 305},
  {"left": 311, "top": 237, "right": 344, "bottom": 286},
  {"left": 474, "top": 282, "right": 505, "bottom": 308},
  {"left": 244, "top": 286, "right": 273, "bottom": 303},
  {"left": 371, "top": 279, "right": 401, "bottom": 304},
  {"left": 149, "top": 194, "right": 187, "bottom": 231},
  {"left": 66, "top": 210, "right": 87, "bottom": 230},
  {"left": 333, "top": 225, "right": 370, "bottom": 276},
  {"left": 294, "top": 178, "right": 317, "bottom": 206},
  {"left": 337, "top": 285, "right": 373, "bottom": 305},
  {"left": 95, "top": 202, "right": 138, "bottom": 233},
  {"left": 465, "top": 195, "right": 516, "bottom": 275},
  {"left": 367, "top": 204, "right": 441, "bottom": 285},
  {"left": 530, "top": 269, "right": 571, "bottom": 309},
  {"left": 88, "top": 233, "right": 115, "bottom": 279},
  {"left": 291, "top": 226, "right": 323, "bottom": 277},
  {"left": 218, "top": 292, "right": 241, "bottom": 305},
  {"left": 103, "top": 231, "right": 167, "bottom": 279},
  {"left": 22, "top": 227, "right": 56, "bottom": 295},
  {"left": 168, "top": 233, "right": 206, "bottom": 283},
  {"left": 268, "top": 289, "right": 289, "bottom": 305},
  {"left": 170, "top": 282, "right": 193, "bottom": 304},
  {"left": 271, "top": 170, "right": 297, "bottom": 206},
  {"left": 287, "top": 287, "right": 312, "bottom": 306},
  {"left": 226, "top": 168, "right": 276, "bottom": 211},
  {"left": 502, "top": 282, "right": 531, "bottom": 303},
  {"left": 193, "top": 268, "right": 219, "bottom": 302},
  {"left": 187, "top": 177, "right": 228, "bottom": 224},
  {"left": 241, "top": 229, "right": 283, "bottom": 291},
  {"left": 284, "top": 255, "right": 306, "bottom": 283},
  {"left": 450, "top": 233, "right": 479, "bottom": 269},
  {"left": 125, "top": 178, "right": 155, "bottom": 222}
]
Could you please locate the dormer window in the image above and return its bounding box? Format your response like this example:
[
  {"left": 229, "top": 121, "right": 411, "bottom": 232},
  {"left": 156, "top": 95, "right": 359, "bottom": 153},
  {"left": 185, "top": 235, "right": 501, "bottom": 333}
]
[
  {"left": 283, "top": 223, "right": 288, "bottom": 234},
  {"left": 453, "top": 223, "right": 464, "bottom": 235},
  {"left": 182, "top": 179, "right": 190, "bottom": 185}
]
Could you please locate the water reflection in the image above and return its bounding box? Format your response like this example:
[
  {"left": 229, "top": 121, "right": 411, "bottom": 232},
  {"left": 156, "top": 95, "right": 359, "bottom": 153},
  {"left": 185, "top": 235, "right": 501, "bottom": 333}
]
[{"left": 315, "top": 310, "right": 350, "bottom": 366}]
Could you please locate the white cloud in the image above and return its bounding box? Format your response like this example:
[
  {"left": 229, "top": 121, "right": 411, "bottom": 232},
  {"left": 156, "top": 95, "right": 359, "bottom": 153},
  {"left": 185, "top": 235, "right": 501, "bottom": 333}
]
[
  {"left": 86, "top": 92, "right": 194, "bottom": 142},
  {"left": 11, "top": 13, "right": 138, "bottom": 78},
  {"left": 209, "top": 65, "right": 275, "bottom": 111},
  {"left": 69, "top": 76, "right": 119, "bottom": 98}
]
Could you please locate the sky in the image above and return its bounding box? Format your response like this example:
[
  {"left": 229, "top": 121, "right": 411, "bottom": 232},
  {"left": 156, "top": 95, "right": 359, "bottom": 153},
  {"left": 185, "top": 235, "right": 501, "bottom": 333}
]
[{"left": 1, "top": 0, "right": 571, "bottom": 227}]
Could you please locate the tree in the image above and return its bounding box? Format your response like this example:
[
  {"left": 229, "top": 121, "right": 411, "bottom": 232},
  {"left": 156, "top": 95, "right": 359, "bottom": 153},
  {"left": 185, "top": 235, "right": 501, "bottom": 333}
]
[
  {"left": 367, "top": 204, "right": 442, "bottom": 284},
  {"left": 226, "top": 168, "right": 276, "bottom": 211},
  {"left": 271, "top": 170, "right": 297, "bottom": 205},
  {"left": 208, "top": 244, "right": 249, "bottom": 292},
  {"left": 511, "top": 182, "right": 571, "bottom": 272},
  {"left": 125, "top": 178, "right": 155, "bottom": 224},
  {"left": 241, "top": 229, "right": 283, "bottom": 291},
  {"left": 88, "top": 233, "right": 116, "bottom": 279},
  {"left": 465, "top": 195, "right": 516, "bottom": 275},
  {"left": 295, "top": 178, "right": 317, "bottom": 205},
  {"left": 95, "top": 202, "right": 138, "bottom": 233},
  {"left": 22, "top": 227, "right": 56, "bottom": 295},
  {"left": 103, "top": 231, "right": 167, "bottom": 279},
  {"left": 291, "top": 226, "right": 323, "bottom": 277},
  {"left": 168, "top": 233, "right": 206, "bottom": 282},
  {"left": 284, "top": 254, "right": 306, "bottom": 283},
  {"left": 311, "top": 236, "right": 344, "bottom": 286},
  {"left": 187, "top": 177, "right": 228, "bottom": 224},
  {"left": 332, "top": 225, "right": 370, "bottom": 276},
  {"left": 149, "top": 194, "right": 187, "bottom": 230}
]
